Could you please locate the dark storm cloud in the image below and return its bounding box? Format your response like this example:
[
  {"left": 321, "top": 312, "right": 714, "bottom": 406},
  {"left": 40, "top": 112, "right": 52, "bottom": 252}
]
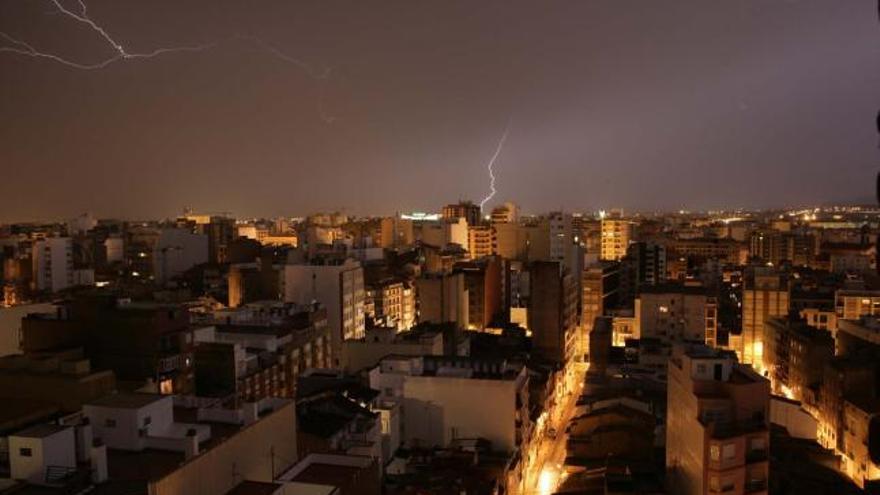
[{"left": 0, "top": 0, "right": 878, "bottom": 221}]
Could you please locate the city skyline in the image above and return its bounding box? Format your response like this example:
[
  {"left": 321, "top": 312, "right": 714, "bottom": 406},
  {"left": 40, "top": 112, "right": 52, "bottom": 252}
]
[{"left": 1, "top": 0, "right": 878, "bottom": 222}]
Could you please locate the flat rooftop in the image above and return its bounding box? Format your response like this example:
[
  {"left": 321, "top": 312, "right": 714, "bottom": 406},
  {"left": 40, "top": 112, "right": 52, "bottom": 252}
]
[
  {"left": 13, "top": 423, "right": 68, "bottom": 439},
  {"left": 87, "top": 393, "right": 167, "bottom": 409},
  {"left": 225, "top": 480, "right": 282, "bottom": 495}
]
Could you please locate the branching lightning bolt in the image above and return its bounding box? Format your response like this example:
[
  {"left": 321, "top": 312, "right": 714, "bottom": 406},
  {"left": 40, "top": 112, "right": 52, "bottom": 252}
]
[
  {"left": 0, "top": 0, "right": 217, "bottom": 69},
  {"left": 479, "top": 124, "right": 511, "bottom": 211},
  {"left": 0, "top": 0, "right": 338, "bottom": 122}
]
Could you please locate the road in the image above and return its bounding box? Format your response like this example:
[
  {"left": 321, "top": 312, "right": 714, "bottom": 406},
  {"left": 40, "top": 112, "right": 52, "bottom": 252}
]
[{"left": 523, "top": 364, "right": 586, "bottom": 495}]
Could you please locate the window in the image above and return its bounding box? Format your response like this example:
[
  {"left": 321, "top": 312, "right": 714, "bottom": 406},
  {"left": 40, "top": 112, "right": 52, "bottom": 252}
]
[
  {"left": 697, "top": 364, "right": 707, "bottom": 374},
  {"left": 721, "top": 477, "right": 736, "bottom": 492},
  {"left": 19, "top": 448, "right": 32, "bottom": 457},
  {"left": 710, "top": 445, "right": 721, "bottom": 461},
  {"left": 143, "top": 416, "right": 152, "bottom": 427},
  {"left": 105, "top": 418, "right": 117, "bottom": 428},
  {"left": 749, "top": 437, "right": 765, "bottom": 451},
  {"left": 722, "top": 443, "right": 736, "bottom": 460}
]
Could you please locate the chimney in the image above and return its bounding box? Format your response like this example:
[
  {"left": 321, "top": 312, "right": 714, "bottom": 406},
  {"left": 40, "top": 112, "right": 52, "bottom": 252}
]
[
  {"left": 90, "top": 439, "right": 108, "bottom": 483},
  {"left": 184, "top": 429, "right": 199, "bottom": 460}
]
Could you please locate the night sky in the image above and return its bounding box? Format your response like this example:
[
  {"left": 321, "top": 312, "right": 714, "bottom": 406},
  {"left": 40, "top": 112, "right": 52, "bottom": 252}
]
[{"left": 1, "top": 0, "right": 878, "bottom": 221}]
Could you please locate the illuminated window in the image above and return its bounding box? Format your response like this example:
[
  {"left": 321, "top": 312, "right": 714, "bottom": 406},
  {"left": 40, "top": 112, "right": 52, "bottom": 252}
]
[
  {"left": 710, "top": 445, "right": 720, "bottom": 461},
  {"left": 159, "top": 379, "right": 174, "bottom": 395}
]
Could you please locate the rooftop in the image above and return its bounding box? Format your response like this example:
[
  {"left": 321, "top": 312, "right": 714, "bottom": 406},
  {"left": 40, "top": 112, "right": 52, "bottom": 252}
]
[
  {"left": 13, "top": 423, "right": 68, "bottom": 439},
  {"left": 86, "top": 393, "right": 167, "bottom": 409},
  {"left": 225, "top": 481, "right": 283, "bottom": 495}
]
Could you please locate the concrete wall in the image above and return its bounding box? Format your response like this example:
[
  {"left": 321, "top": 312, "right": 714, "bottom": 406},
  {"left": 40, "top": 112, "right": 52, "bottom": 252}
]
[
  {"left": 9, "top": 428, "right": 76, "bottom": 485},
  {"left": 0, "top": 303, "right": 54, "bottom": 356},
  {"left": 148, "top": 402, "right": 297, "bottom": 495},
  {"left": 402, "top": 375, "right": 517, "bottom": 452},
  {"left": 154, "top": 228, "right": 209, "bottom": 285},
  {"left": 284, "top": 261, "right": 365, "bottom": 357},
  {"left": 85, "top": 396, "right": 174, "bottom": 451}
]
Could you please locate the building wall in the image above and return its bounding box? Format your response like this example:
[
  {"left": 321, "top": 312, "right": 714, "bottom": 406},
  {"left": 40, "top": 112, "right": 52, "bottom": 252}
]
[
  {"left": 636, "top": 291, "right": 714, "bottom": 344},
  {"left": 341, "top": 337, "right": 443, "bottom": 373},
  {"left": 415, "top": 273, "right": 468, "bottom": 329},
  {"left": 529, "top": 262, "right": 565, "bottom": 363},
  {"left": 32, "top": 237, "right": 73, "bottom": 293},
  {"left": 401, "top": 374, "right": 519, "bottom": 453},
  {"left": 0, "top": 303, "right": 54, "bottom": 356},
  {"left": 741, "top": 271, "right": 789, "bottom": 368},
  {"left": 836, "top": 291, "right": 880, "bottom": 320},
  {"left": 9, "top": 428, "right": 77, "bottom": 485},
  {"left": 840, "top": 401, "right": 880, "bottom": 488},
  {"left": 153, "top": 228, "right": 209, "bottom": 285},
  {"left": 0, "top": 368, "right": 116, "bottom": 413},
  {"left": 284, "top": 261, "right": 366, "bottom": 358},
  {"left": 600, "top": 220, "right": 633, "bottom": 261},
  {"left": 148, "top": 402, "right": 297, "bottom": 495},
  {"left": 85, "top": 397, "right": 175, "bottom": 451},
  {"left": 467, "top": 225, "right": 494, "bottom": 259},
  {"left": 666, "top": 348, "right": 770, "bottom": 495}
]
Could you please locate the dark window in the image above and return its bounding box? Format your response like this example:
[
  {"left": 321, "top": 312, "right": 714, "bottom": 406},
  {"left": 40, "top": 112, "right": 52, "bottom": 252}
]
[
  {"left": 19, "top": 448, "right": 32, "bottom": 457},
  {"left": 105, "top": 418, "right": 117, "bottom": 428},
  {"left": 714, "top": 364, "right": 723, "bottom": 381}
]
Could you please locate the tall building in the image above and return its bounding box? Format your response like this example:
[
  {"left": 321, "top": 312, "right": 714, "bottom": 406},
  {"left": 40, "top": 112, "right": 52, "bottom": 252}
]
[
  {"left": 21, "top": 297, "right": 199, "bottom": 394},
  {"left": 442, "top": 200, "right": 482, "bottom": 226},
  {"left": 283, "top": 258, "right": 366, "bottom": 363},
  {"left": 415, "top": 218, "right": 468, "bottom": 250},
  {"left": 194, "top": 303, "right": 332, "bottom": 401},
  {"left": 529, "top": 261, "right": 578, "bottom": 365},
  {"left": 180, "top": 213, "right": 235, "bottom": 264},
  {"left": 467, "top": 224, "right": 495, "bottom": 259},
  {"left": 455, "top": 256, "right": 502, "bottom": 330},
  {"left": 835, "top": 289, "right": 880, "bottom": 320},
  {"left": 627, "top": 241, "right": 667, "bottom": 288},
  {"left": 763, "top": 317, "right": 833, "bottom": 403},
  {"left": 153, "top": 228, "right": 208, "bottom": 286},
  {"left": 364, "top": 278, "right": 415, "bottom": 332},
  {"left": 600, "top": 219, "right": 634, "bottom": 261},
  {"left": 369, "top": 355, "right": 530, "bottom": 454},
  {"left": 490, "top": 202, "right": 519, "bottom": 224},
  {"left": 636, "top": 284, "right": 718, "bottom": 347},
  {"left": 378, "top": 216, "right": 414, "bottom": 249},
  {"left": 581, "top": 261, "right": 620, "bottom": 356},
  {"left": 666, "top": 344, "right": 770, "bottom": 495},
  {"left": 415, "top": 272, "right": 469, "bottom": 329},
  {"left": 739, "top": 267, "right": 789, "bottom": 369},
  {"left": 31, "top": 237, "right": 73, "bottom": 293},
  {"left": 548, "top": 211, "right": 574, "bottom": 264}
]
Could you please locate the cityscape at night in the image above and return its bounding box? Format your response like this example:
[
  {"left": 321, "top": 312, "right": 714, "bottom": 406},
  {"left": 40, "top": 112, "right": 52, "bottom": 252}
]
[{"left": 1, "top": 1, "right": 880, "bottom": 494}]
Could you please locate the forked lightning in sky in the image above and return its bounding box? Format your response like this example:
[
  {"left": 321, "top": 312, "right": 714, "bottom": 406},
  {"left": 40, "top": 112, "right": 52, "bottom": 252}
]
[
  {"left": 480, "top": 124, "right": 511, "bottom": 211},
  {"left": 0, "top": 0, "right": 336, "bottom": 121}
]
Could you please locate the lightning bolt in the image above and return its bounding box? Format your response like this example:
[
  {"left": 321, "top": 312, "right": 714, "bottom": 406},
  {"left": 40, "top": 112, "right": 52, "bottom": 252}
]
[
  {"left": 0, "top": 0, "right": 217, "bottom": 69},
  {"left": 479, "top": 123, "right": 511, "bottom": 211},
  {"left": 0, "top": 1, "right": 338, "bottom": 122}
]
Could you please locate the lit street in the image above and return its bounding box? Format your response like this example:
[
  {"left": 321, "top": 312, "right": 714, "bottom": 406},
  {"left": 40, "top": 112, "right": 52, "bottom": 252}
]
[{"left": 524, "top": 363, "right": 586, "bottom": 495}]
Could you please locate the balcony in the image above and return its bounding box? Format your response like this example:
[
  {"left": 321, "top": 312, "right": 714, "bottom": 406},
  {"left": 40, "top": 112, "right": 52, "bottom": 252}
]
[{"left": 745, "top": 479, "right": 767, "bottom": 493}]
